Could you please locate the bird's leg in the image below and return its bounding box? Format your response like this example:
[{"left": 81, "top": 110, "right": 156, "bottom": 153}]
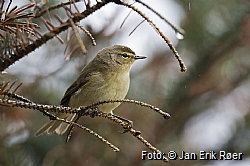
[{"left": 112, "top": 114, "right": 138, "bottom": 134}]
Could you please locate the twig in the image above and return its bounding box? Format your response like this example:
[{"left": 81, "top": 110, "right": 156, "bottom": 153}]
[
  {"left": 135, "top": 0, "right": 185, "bottom": 36},
  {"left": 116, "top": 1, "right": 187, "bottom": 72},
  {"left": 96, "top": 111, "right": 169, "bottom": 162},
  {"left": 129, "top": 19, "right": 145, "bottom": 36},
  {"left": 0, "top": 93, "right": 170, "bottom": 162},
  {"left": 75, "top": 22, "right": 96, "bottom": 46},
  {"left": 34, "top": 0, "right": 81, "bottom": 18},
  {"left": 0, "top": 0, "right": 110, "bottom": 71},
  {"left": 120, "top": 9, "right": 133, "bottom": 29},
  {"left": 0, "top": 98, "right": 119, "bottom": 152},
  {"left": 45, "top": 110, "right": 119, "bottom": 152},
  {"left": 83, "top": 99, "right": 171, "bottom": 120}
]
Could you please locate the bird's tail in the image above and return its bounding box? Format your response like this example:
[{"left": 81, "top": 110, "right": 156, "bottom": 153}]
[{"left": 36, "top": 114, "right": 77, "bottom": 136}]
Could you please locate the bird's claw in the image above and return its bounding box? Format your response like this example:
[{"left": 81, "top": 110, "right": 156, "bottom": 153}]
[
  {"left": 120, "top": 120, "right": 133, "bottom": 134},
  {"left": 90, "top": 108, "right": 100, "bottom": 118}
]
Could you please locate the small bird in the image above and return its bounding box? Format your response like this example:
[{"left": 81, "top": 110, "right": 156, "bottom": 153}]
[{"left": 36, "top": 45, "right": 146, "bottom": 136}]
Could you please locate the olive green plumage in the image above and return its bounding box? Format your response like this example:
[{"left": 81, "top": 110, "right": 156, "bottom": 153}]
[{"left": 36, "top": 45, "right": 146, "bottom": 136}]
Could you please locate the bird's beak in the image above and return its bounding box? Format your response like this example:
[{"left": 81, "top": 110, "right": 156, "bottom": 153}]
[{"left": 134, "top": 55, "right": 147, "bottom": 60}]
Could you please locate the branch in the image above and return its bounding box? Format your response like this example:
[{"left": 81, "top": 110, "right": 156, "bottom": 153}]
[
  {"left": 0, "top": 0, "right": 111, "bottom": 71},
  {"left": 0, "top": 91, "right": 170, "bottom": 162},
  {"left": 84, "top": 99, "right": 170, "bottom": 120},
  {"left": 117, "top": 1, "right": 187, "bottom": 72},
  {"left": 1, "top": 0, "right": 187, "bottom": 74},
  {"left": 135, "top": 0, "right": 185, "bottom": 36},
  {"left": 0, "top": 98, "right": 119, "bottom": 152}
]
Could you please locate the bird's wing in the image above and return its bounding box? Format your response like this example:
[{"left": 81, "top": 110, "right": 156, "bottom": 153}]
[
  {"left": 60, "top": 69, "right": 92, "bottom": 106},
  {"left": 60, "top": 79, "right": 87, "bottom": 106}
]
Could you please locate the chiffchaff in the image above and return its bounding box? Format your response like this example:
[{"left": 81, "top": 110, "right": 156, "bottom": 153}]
[{"left": 36, "top": 45, "right": 146, "bottom": 136}]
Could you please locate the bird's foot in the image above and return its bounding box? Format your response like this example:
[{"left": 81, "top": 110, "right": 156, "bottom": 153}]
[
  {"left": 90, "top": 108, "right": 100, "bottom": 118},
  {"left": 78, "top": 107, "right": 100, "bottom": 118},
  {"left": 112, "top": 114, "right": 140, "bottom": 134}
]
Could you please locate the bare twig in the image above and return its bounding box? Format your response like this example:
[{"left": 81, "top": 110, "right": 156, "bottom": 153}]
[
  {"left": 96, "top": 111, "right": 169, "bottom": 162},
  {"left": 129, "top": 19, "right": 145, "bottom": 36},
  {"left": 0, "top": 93, "right": 170, "bottom": 162},
  {"left": 120, "top": 9, "right": 133, "bottom": 29},
  {"left": 135, "top": 0, "right": 185, "bottom": 36},
  {"left": 75, "top": 22, "right": 96, "bottom": 46},
  {"left": 116, "top": 1, "right": 187, "bottom": 72},
  {"left": 84, "top": 99, "right": 171, "bottom": 120},
  {"left": 46, "top": 110, "right": 119, "bottom": 152},
  {"left": 0, "top": 98, "right": 119, "bottom": 152}
]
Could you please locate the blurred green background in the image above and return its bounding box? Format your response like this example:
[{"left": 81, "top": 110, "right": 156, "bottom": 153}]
[{"left": 1, "top": 0, "right": 250, "bottom": 165}]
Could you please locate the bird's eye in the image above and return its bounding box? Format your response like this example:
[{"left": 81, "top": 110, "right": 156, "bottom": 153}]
[{"left": 122, "top": 53, "right": 129, "bottom": 58}]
